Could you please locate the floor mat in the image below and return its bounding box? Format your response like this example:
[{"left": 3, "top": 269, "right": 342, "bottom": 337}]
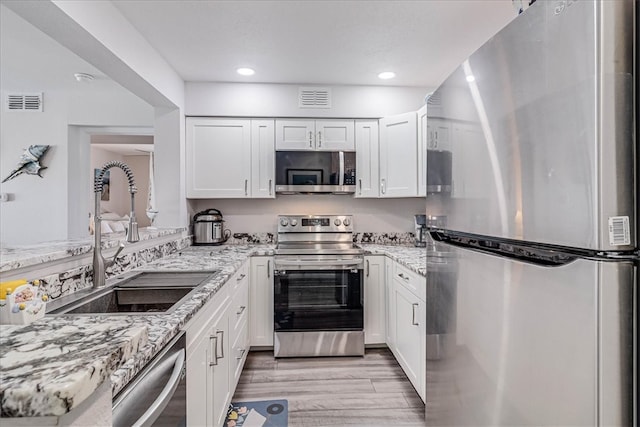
[{"left": 226, "top": 400, "right": 288, "bottom": 427}]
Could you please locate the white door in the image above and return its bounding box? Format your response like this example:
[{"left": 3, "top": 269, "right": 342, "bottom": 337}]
[
  {"left": 364, "top": 256, "right": 386, "bottom": 344},
  {"left": 275, "top": 119, "right": 316, "bottom": 150},
  {"left": 385, "top": 258, "right": 396, "bottom": 349},
  {"left": 379, "top": 112, "right": 418, "bottom": 197},
  {"left": 186, "top": 329, "right": 210, "bottom": 426},
  {"left": 315, "top": 119, "right": 355, "bottom": 151},
  {"left": 355, "top": 120, "right": 379, "bottom": 198},
  {"left": 186, "top": 118, "right": 251, "bottom": 198},
  {"left": 250, "top": 257, "right": 274, "bottom": 346},
  {"left": 394, "top": 280, "right": 424, "bottom": 398},
  {"left": 211, "top": 308, "right": 231, "bottom": 427},
  {"left": 251, "top": 120, "right": 275, "bottom": 198},
  {"left": 417, "top": 106, "right": 428, "bottom": 197}
]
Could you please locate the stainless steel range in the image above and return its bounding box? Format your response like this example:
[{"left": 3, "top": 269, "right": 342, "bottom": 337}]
[{"left": 273, "top": 214, "right": 364, "bottom": 357}]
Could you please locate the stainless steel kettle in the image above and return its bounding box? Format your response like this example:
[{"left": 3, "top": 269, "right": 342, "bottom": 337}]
[{"left": 192, "top": 209, "right": 231, "bottom": 245}]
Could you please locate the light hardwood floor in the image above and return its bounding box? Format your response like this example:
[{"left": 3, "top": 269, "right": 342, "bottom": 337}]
[{"left": 232, "top": 348, "right": 426, "bottom": 427}]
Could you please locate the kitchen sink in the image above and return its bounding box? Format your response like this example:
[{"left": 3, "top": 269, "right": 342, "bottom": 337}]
[{"left": 47, "top": 270, "right": 219, "bottom": 315}]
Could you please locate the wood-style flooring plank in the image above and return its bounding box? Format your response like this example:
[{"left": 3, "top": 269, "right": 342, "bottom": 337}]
[{"left": 232, "top": 348, "right": 426, "bottom": 427}]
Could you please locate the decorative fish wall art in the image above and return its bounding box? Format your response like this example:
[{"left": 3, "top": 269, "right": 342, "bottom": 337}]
[{"left": 2, "top": 145, "right": 51, "bottom": 183}]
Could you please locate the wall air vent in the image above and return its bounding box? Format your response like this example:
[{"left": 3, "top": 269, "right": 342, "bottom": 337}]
[
  {"left": 4, "top": 93, "right": 43, "bottom": 112},
  {"left": 299, "top": 87, "right": 331, "bottom": 109},
  {"left": 426, "top": 92, "right": 441, "bottom": 106}
]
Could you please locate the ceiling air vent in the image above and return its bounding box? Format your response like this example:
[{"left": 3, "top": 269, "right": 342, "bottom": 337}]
[
  {"left": 4, "top": 93, "right": 43, "bottom": 112},
  {"left": 299, "top": 87, "right": 331, "bottom": 109}
]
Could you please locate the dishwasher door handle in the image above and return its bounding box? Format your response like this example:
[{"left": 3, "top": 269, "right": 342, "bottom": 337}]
[{"left": 132, "top": 349, "right": 186, "bottom": 427}]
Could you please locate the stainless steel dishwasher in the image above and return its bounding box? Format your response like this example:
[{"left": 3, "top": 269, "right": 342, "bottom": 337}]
[{"left": 112, "top": 331, "right": 186, "bottom": 427}]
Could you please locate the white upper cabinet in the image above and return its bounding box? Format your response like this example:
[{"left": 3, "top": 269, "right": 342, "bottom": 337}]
[
  {"left": 379, "top": 111, "right": 418, "bottom": 197},
  {"left": 417, "top": 106, "right": 428, "bottom": 197},
  {"left": 186, "top": 117, "right": 275, "bottom": 198},
  {"left": 251, "top": 120, "right": 276, "bottom": 198},
  {"left": 355, "top": 120, "right": 379, "bottom": 198},
  {"left": 315, "top": 120, "right": 355, "bottom": 150},
  {"left": 186, "top": 118, "right": 252, "bottom": 198},
  {"left": 275, "top": 119, "right": 316, "bottom": 150},
  {"left": 275, "top": 119, "right": 355, "bottom": 151}
]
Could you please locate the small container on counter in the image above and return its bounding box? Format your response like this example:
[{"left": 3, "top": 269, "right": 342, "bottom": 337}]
[{"left": 0, "top": 279, "right": 48, "bottom": 325}]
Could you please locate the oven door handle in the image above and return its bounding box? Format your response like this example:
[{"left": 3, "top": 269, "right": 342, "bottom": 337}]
[
  {"left": 131, "top": 349, "right": 185, "bottom": 427},
  {"left": 275, "top": 258, "right": 363, "bottom": 270}
]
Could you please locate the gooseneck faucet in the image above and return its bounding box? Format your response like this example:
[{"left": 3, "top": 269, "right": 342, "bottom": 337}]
[{"left": 92, "top": 161, "right": 140, "bottom": 288}]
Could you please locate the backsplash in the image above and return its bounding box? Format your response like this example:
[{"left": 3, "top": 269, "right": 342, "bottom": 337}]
[
  {"left": 226, "top": 232, "right": 415, "bottom": 246},
  {"left": 353, "top": 232, "right": 415, "bottom": 245},
  {"left": 39, "top": 236, "right": 191, "bottom": 300}
]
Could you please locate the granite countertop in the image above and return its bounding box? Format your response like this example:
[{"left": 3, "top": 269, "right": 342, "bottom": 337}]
[
  {"left": 361, "top": 244, "right": 427, "bottom": 276},
  {"left": 0, "top": 243, "right": 423, "bottom": 419},
  {"left": 0, "top": 227, "right": 187, "bottom": 273}
]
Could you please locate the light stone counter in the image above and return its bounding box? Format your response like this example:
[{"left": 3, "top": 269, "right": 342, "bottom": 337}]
[
  {"left": 360, "top": 244, "right": 427, "bottom": 276},
  {"left": 0, "top": 227, "right": 187, "bottom": 273},
  {"left": 0, "top": 244, "right": 274, "bottom": 419}
]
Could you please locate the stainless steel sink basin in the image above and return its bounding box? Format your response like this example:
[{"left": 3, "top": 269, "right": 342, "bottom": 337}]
[{"left": 47, "top": 270, "right": 219, "bottom": 315}]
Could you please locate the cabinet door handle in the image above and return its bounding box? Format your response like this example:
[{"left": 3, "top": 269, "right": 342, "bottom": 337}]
[
  {"left": 366, "top": 259, "right": 370, "bottom": 277},
  {"left": 412, "top": 303, "right": 419, "bottom": 326},
  {"left": 244, "top": 179, "right": 248, "bottom": 196},
  {"left": 269, "top": 179, "right": 272, "bottom": 195},
  {"left": 209, "top": 335, "right": 219, "bottom": 366},
  {"left": 267, "top": 260, "right": 271, "bottom": 277},
  {"left": 237, "top": 305, "right": 246, "bottom": 315},
  {"left": 318, "top": 131, "right": 322, "bottom": 147},
  {"left": 359, "top": 179, "right": 362, "bottom": 195},
  {"left": 309, "top": 131, "right": 313, "bottom": 148},
  {"left": 216, "top": 330, "right": 224, "bottom": 359},
  {"left": 236, "top": 348, "right": 247, "bottom": 360},
  {"left": 381, "top": 179, "right": 386, "bottom": 194}
]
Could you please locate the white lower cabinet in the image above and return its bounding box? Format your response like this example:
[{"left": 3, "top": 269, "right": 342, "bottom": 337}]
[
  {"left": 185, "top": 261, "right": 251, "bottom": 427},
  {"left": 387, "top": 259, "right": 426, "bottom": 402},
  {"left": 364, "top": 255, "right": 386, "bottom": 344},
  {"left": 385, "top": 258, "right": 396, "bottom": 349},
  {"left": 250, "top": 256, "right": 274, "bottom": 347}
]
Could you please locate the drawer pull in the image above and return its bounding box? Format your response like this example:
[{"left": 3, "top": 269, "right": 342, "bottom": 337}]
[
  {"left": 237, "top": 305, "right": 246, "bottom": 315},
  {"left": 237, "top": 273, "right": 246, "bottom": 282},
  {"left": 236, "top": 348, "right": 247, "bottom": 360},
  {"left": 398, "top": 273, "right": 409, "bottom": 280},
  {"left": 209, "top": 335, "right": 219, "bottom": 366}
]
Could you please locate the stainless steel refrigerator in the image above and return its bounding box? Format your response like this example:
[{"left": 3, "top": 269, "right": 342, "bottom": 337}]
[{"left": 424, "top": 1, "right": 637, "bottom": 425}]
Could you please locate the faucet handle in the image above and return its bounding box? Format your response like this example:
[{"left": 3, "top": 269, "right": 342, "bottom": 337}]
[{"left": 107, "top": 243, "right": 125, "bottom": 268}]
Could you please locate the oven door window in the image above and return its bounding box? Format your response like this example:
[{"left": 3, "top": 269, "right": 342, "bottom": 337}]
[{"left": 274, "top": 269, "right": 363, "bottom": 331}]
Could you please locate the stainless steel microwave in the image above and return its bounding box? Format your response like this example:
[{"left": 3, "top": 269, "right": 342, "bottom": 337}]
[{"left": 275, "top": 151, "right": 356, "bottom": 194}]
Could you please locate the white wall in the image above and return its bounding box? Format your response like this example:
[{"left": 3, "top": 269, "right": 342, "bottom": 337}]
[
  {"left": 0, "top": 89, "right": 69, "bottom": 245},
  {"left": 186, "top": 83, "right": 431, "bottom": 118},
  {"left": 189, "top": 197, "right": 425, "bottom": 235},
  {"left": 124, "top": 154, "right": 151, "bottom": 228}
]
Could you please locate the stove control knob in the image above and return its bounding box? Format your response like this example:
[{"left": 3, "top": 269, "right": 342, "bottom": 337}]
[
  {"left": 280, "top": 218, "right": 289, "bottom": 227},
  {"left": 290, "top": 219, "right": 298, "bottom": 227},
  {"left": 334, "top": 218, "right": 342, "bottom": 226},
  {"left": 343, "top": 218, "right": 351, "bottom": 227}
]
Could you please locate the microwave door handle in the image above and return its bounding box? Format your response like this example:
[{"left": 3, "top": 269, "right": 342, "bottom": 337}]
[{"left": 339, "top": 151, "right": 345, "bottom": 186}]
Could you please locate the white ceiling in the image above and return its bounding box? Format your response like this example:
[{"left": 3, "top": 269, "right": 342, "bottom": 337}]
[{"left": 113, "top": 0, "right": 517, "bottom": 88}]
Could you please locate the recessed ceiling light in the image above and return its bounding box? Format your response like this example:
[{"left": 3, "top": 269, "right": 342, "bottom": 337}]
[
  {"left": 466, "top": 75, "right": 476, "bottom": 82},
  {"left": 237, "top": 68, "right": 255, "bottom": 76},
  {"left": 378, "top": 71, "right": 396, "bottom": 80}
]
